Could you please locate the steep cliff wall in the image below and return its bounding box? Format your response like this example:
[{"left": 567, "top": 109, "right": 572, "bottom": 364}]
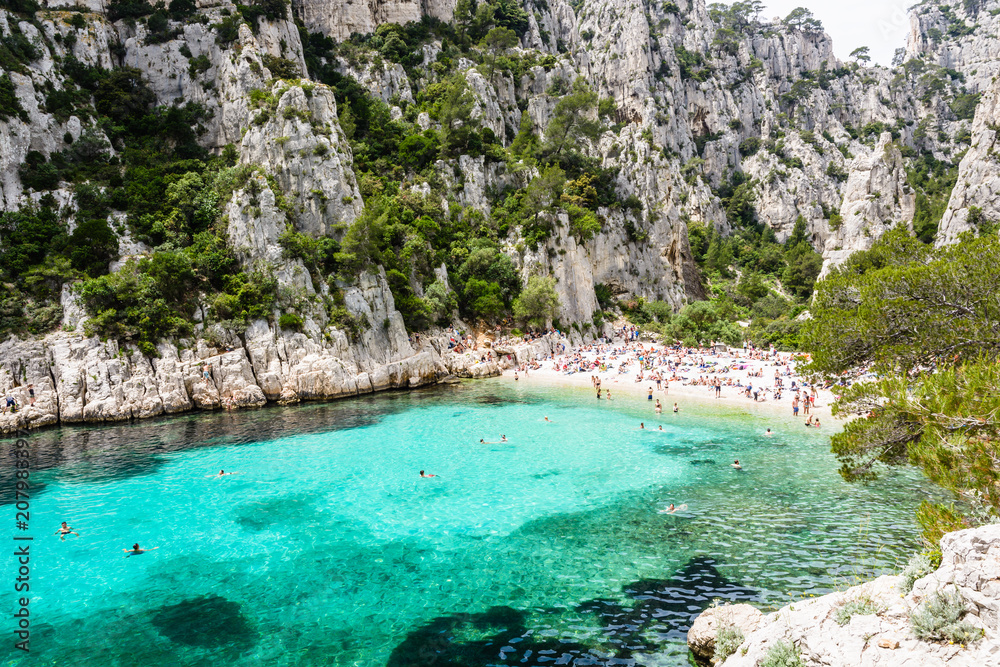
[{"left": 2, "top": 0, "right": 1000, "bottom": 429}]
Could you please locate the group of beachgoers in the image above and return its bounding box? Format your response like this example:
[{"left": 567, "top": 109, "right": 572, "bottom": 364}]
[
  {"left": 2, "top": 384, "right": 36, "bottom": 414},
  {"left": 504, "top": 333, "right": 833, "bottom": 429}
]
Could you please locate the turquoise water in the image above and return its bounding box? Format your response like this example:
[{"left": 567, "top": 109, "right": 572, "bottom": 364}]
[{"left": 2, "top": 380, "right": 939, "bottom": 666}]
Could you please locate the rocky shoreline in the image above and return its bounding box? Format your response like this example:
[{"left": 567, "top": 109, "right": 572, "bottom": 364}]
[
  {"left": 0, "top": 275, "right": 570, "bottom": 435},
  {"left": 688, "top": 524, "right": 1000, "bottom": 666}
]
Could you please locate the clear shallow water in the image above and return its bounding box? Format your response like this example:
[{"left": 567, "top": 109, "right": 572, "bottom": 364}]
[{"left": 2, "top": 381, "right": 940, "bottom": 666}]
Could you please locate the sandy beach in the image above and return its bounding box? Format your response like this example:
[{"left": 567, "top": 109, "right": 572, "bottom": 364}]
[{"left": 497, "top": 338, "right": 840, "bottom": 426}]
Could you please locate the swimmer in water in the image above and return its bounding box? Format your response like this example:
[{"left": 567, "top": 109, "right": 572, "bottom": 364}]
[
  {"left": 544, "top": 416, "right": 551, "bottom": 422},
  {"left": 54, "top": 521, "right": 79, "bottom": 541},
  {"left": 732, "top": 460, "right": 742, "bottom": 470},
  {"left": 501, "top": 435, "right": 508, "bottom": 442},
  {"left": 640, "top": 422, "right": 645, "bottom": 429},
  {"left": 665, "top": 503, "right": 675, "bottom": 513},
  {"left": 765, "top": 428, "right": 773, "bottom": 436},
  {"left": 419, "top": 470, "right": 436, "bottom": 478},
  {"left": 658, "top": 425, "right": 663, "bottom": 431},
  {"left": 209, "top": 470, "right": 238, "bottom": 478},
  {"left": 123, "top": 543, "right": 158, "bottom": 557}
]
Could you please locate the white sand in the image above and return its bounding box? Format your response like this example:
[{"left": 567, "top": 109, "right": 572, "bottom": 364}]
[{"left": 499, "top": 340, "right": 840, "bottom": 425}]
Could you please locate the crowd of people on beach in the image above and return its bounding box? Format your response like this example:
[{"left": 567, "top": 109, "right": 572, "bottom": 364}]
[{"left": 503, "top": 329, "right": 837, "bottom": 425}]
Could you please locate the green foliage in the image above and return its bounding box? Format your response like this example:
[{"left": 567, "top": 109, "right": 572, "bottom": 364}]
[
  {"left": 834, "top": 597, "right": 881, "bottom": 626},
  {"left": 738, "top": 136, "right": 761, "bottom": 156},
  {"left": 899, "top": 553, "right": 934, "bottom": 595},
  {"left": 18, "top": 151, "right": 61, "bottom": 190},
  {"left": 909, "top": 589, "right": 984, "bottom": 644},
  {"left": 714, "top": 625, "right": 744, "bottom": 662},
  {"left": 760, "top": 640, "right": 805, "bottom": 667},
  {"left": 674, "top": 45, "right": 713, "bottom": 82},
  {"left": 782, "top": 7, "right": 823, "bottom": 31},
  {"left": 906, "top": 154, "right": 957, "bottom": 242},
  {"left": 950, "top": 92, "right": 981, "bottom": 120},
  {"left": 279, "top": 226, "right": 340, "bottom": 279},
  {"left": 236, "top": 0, "right": 288, "bottom": 28},
  {"left": 541, "top": 78, "right": 600, "bottom": 160},
  {"left": 278, "top": 312, "right": 303, "bottom": 331},
  {"left": 512, "top": 274, "right": 560, "bottom": 327},
  {"left": 0, "top": 73, "right": 28, "bottom": 122},
  {"left": 1, "top": 60, "right": 285, "bottom": 343},
  {"left": 107, "top": 0, "right": 154, "bottom": 22},
  {"left": 78, "top": 256, "right": 196, "bottom": 355},
  {"left": 782, "top": 218, "right": 822, "bottom": 299},
  {"left": 806, "top": 232, "right": 1000, "bottom": 539},
  {"left": 262, "top": 53, "right": 300, "bottom": 79},
  {"left": 806, "top": 231, "right": 999, "bottom": 375}
]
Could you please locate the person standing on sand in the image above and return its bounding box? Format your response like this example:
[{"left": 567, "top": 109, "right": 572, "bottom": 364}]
[
  {"left": 673, "top": 403, "right": 679, "bottom": 413},
  {"left": 647, "top": 387, "right": 653, "bottom": 401}
]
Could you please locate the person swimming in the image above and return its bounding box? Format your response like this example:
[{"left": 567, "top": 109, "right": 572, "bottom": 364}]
[
  {"left": 123, "top": 543, "right": 158, "bottom": 557},
  {"left": 54, "top": 521, "right": 79, "bottom": 541},
  {"left": 544, "top": 416, "right": 551, "bottom": 422},
  {"left": 500, "top": 435, "right": 508, "bottom": 442},
  {"left": 419, "top": 470, "right": 436, "bottom": 478},
  {"left": 209, "top": 470, "right": 238, "bottom": 478},
  {"left": 732, "top": 460, "right": 742, "bottom": 470},
  {"left": 658, "top": 425, "right": 663, "bottom": 431},
  {"left": 640, "top": 422, "right": 645, "bottom": 429},
  {"left": 765, "top": 428, "right": 773, "bottom": 436}
]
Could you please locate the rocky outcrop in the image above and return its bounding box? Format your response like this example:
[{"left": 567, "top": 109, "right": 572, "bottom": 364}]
[
  {"left": 0, "top": 272, "right": 567, "bottom": 432},
  {"left": 823, "top": 133, "right": 915, "bottom": 271},
  {"left": 688, "top": 603, "right": 764, "bottom": 664},
  {"left": 938, "top": 74, "right": 1000, "bottom": 245},
  {"left": 689, "top": 524, "right": 1000, "bottom": 667},
  {"left": 292, "top": 0, "right": 456, "bottom": 42}
]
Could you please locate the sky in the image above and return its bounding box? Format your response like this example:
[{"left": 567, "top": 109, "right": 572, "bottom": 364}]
[{"left": 721, "top": 0, "right": 915, "bottom": 66}]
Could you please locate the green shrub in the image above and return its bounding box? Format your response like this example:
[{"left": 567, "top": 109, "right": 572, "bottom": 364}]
[
  {"left": 715, "top": 624, "right": 744, "bottom": 662},
  {"left": 0, "top": 73, "right": 28, "bottom": 122},
  {"left": 900, "top": 553, "right": 934, "bottom": 594},
  {"left": 262, "top": 53, "right": 300, "bottom": 79},
  {"left": 834, "top": 597, "right": 881, "bottom": 626},
  {"left": 278, "top": 312, "right": 303, "bottom": 331},
  {"left": 909, "top": 589, "right": 984, "bottom": 643},
  {"left": 760, "top": 640, "right": 805, "bottom": 667},
  {"left": 739, "top": 136, "right": 761, "bottom": 156}
]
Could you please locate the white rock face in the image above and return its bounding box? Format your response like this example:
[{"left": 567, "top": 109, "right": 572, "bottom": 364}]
[
  {"left": 240, "top": 81, "right": 364, "bottom": 236},
  {"left": 938, "top": 74, "right": 1000, "bottom": 245},
  {"left": 292, "top": 0, "right": 457, "bottom": 42},
  {"left": 0, "top": 317, "right": 572, "bottom": 431},
  {"left": 699, "top": 524, "right": 1000, "bottom": 667},
  {"left": 822, "top": 133, "right": 915, "bottom": 271},
  {"left": 688, "top": 603, "right": 764, "bottom": 664}
]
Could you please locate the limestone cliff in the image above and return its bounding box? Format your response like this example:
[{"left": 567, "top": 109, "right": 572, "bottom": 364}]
[{"left": 2, "top": 0, "right": 1000, "bottom": 428}]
